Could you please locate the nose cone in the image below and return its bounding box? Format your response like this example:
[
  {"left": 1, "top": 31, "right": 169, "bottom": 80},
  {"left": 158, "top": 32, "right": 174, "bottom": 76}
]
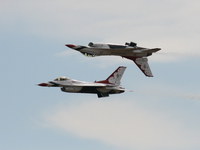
[
  {"left": 38, "top": 83, "right": 48, "bottom": 86},
  {"left": 65, "top": 44, "right": 75, "bottom": 48},
  {"left": 155, "top": 48, "right": 161, "bottom": 51}
]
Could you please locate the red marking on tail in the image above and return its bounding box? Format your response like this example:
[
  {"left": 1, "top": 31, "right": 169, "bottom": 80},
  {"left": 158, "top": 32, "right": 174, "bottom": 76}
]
[
  {"left": 95, "top": 79, "right": 110, "bottom": 84},
  {"left": 94, "top": 66, "right": 126, "bottom": 85}
]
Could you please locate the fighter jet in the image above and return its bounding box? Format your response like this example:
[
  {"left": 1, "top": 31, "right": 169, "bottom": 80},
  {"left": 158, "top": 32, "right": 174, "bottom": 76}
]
[
  {"left": 38, "top": 66, "right": 126, "bottom": 98},
  {"left": 66, "top": 42, "right": 161, "bottom": 77}
]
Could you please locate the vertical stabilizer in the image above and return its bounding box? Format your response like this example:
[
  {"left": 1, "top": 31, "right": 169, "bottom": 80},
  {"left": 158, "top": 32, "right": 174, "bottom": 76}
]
[
  {"left": 95, "top": 66, "right": 126, "bottom": 85},
  {"left": 124, "top": 56, "right": 153, "bottom": 77}
]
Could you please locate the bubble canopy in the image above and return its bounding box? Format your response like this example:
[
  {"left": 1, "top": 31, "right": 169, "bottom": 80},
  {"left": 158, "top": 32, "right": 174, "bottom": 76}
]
[{"left": 53, "top": 77, "right": 69, "bottom": 81}]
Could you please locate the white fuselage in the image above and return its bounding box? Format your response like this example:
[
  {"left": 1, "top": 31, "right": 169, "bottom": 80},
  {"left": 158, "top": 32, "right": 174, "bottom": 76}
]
[
  {"left": 67, "top": 42, "right": 160, "bottom": 58},
  {"left": 44, "top": 78, "right": 124, "bottom": 94},
  {"left": 38, "top": 65, "right": 127, "bottom": 98},
  {"left": 65, "top": 42, "right": 160, "bottom": 77},
  {"left": 80, "top": 47, "right": 149, "bottom": 57}
]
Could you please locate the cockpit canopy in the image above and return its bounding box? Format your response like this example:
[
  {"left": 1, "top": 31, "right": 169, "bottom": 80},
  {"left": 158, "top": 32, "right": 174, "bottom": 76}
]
[{"left": 54, "top": 77, "right": 69, "bottom": 81}]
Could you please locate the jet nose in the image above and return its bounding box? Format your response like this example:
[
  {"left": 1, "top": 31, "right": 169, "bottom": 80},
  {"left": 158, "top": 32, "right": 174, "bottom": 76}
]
[
  {"left": 156, "top": 48, "right": 161, "bottom": 51},
  {"left": 38, "top": 83, "right": 48, "bottom": 86},
  {"left": 65, "top": 44, "right": 76, "bottom": 48}
]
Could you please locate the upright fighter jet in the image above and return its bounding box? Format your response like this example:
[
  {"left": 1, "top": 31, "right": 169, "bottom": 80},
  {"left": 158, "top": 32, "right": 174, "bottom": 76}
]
[
  {"left": 66, "top": 42, "right": 161, "bottom": 77},
  {"left": 38, "top": 66, "right": 126, "bottom": 98}
]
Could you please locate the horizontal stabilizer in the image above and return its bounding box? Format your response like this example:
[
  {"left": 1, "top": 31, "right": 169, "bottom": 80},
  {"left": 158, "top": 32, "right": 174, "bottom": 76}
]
[{"left": 142, "top": 48, "right": 161, "bottom": 53}]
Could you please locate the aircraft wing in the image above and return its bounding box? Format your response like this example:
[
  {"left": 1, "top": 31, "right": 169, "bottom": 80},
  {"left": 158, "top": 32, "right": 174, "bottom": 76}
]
[
  {"left": 124, "top": 57, "right": 153, "bottom": 77},
  {"left": 70, "top": 83, "right": 114, "bottom": 87},
  {"left": 48, "top": 81, "right": 115, "bottom": 87}
]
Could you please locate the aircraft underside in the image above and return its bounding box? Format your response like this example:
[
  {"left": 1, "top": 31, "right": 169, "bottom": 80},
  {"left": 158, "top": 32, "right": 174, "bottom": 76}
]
[
  {"left": 60, "top": 86, "right": 124, "bottom": 98},
  {"left": 80, "top": 50, "right": 150, "bottom": 57}
]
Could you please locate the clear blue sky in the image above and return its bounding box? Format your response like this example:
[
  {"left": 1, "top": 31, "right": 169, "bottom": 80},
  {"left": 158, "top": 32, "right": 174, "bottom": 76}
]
[{"left": 1, "top": 0, "right": 200, "bottom": 150}]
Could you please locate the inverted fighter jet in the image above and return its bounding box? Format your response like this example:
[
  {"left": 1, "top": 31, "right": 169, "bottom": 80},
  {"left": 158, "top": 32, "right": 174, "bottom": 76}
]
[
  {"left": 66, "top": 42, "right": 161, "bottom": 77},
  {"left": 38, "top": 66, "right": 126, "bottom": 98}
]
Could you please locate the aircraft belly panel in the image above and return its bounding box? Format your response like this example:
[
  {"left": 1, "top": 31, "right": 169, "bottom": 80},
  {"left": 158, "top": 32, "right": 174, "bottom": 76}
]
[
  {"left": 78, "top": 87, "right": 117, "bottom": 94},
  {"left": 96, "top": 88, "right": 111, "bottom": 93},
  {"left": 61, "top": 86, "right": 82, "bottom": 93},
  {"left": 79, "top": 86, "right": 99, "bottom": 94}
]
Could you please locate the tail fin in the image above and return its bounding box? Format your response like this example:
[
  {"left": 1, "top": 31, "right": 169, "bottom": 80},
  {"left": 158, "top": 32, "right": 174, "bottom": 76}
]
[
  {"left": 124, "top": 56, "right": 153, "bottom": 77},
  {"left": 95, "top": 66, "right": 126, "bottom": 85}
]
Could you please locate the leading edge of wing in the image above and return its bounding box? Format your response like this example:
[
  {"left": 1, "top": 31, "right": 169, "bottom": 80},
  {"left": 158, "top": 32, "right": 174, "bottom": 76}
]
[
  {"left": 53, "top": 82, "right": 116, "bottom": 87},
  {"left": 124, "top": 57, "right": 153, "bottom": 77}
]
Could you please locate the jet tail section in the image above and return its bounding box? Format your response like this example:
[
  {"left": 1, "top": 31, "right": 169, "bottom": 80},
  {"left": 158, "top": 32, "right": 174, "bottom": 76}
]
[
  {"left": 95, "top": 66, "right": 126, "bottom": 85},
  {"left": 124, "top": 57, "right": 153, "bottom": 77},
  {"left": 141, "top": 48, "right": 161, "bottom": 53}
]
